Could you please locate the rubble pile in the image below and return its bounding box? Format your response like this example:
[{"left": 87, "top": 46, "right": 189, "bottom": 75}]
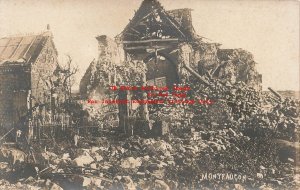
[
  {"left": 1, "top": 43, "right": 299, "bottom": 190},
  {"left": 148, "top": 77, "right": 264, "bottom": 128},
  {"left": 139, "top": 76, "right": 299, "bottom": 189},
  {"left": 0, "top": 179, "right": 54, "bottom": 190},
  {"left": 0, "top": 130, "right": 246, "bottom": 189},
  {"left": 1, "top": 101, "right": 299, "bottom": 189}
]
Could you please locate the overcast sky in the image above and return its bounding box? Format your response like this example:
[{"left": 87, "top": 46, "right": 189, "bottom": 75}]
[{"left": 0, "top": 0, "right": 299, "bottom": 91}]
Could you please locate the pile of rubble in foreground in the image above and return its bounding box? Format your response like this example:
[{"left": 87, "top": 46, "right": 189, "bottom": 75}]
[{"left": 0, "top": 120, "right": 299, "bottom": 190}]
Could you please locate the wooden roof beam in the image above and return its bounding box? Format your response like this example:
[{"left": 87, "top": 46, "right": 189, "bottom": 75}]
[
  {"left": 132, "top": 10, "right": 157, "bottom": 28},
  {"left": 123, "top": 38, "right": 179, "bottom": 44},
  {"left": 157, "top": 9, "right": 186, "bottom": 38},
  {"left": 124, "top": 45, "right": 175, "bottom": 50},
  {"left": 120, "top": 10, "right": 156, "bottom": 38},
  {"left": 129, "top": 27, "right": 141, "bottom": 35},
  {"left": 124, "top": 32, "right": 140, "bottom": 37}
]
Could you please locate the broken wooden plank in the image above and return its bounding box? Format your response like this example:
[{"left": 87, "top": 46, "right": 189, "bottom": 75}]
[
  {"left": 268, "top": 87, "right": 282, "bottom": 100},
  {"left": 0, "top": 128, "right": 15, "bottom": 141},
  {"left": 160, "top": 10, "right": 186, "bottom": 38},
  {"left": 183, "top": 64, "right": 212, "bottom": 88},
  {"left": 129, "top": 27, "right": 141, "bottom": 35}
]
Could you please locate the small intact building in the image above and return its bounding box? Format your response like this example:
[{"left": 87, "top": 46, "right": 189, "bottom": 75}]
[{"left": 0, "top": 29, "right": 59, "bottom": 134}]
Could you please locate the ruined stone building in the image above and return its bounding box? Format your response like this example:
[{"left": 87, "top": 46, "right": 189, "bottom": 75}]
[
  {"left": 0, "top": 30, "right": 61, "bottom": 133},
  {"left": 79, "top": 0, "right": 262, "bottom": 132},
  {"left": 80, "top": 0, "right": 261, "bottom": 97}
]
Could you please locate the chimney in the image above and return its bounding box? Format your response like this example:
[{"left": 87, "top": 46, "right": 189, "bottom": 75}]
[{"left": 43, "top": 24, "right": 53, "bottom": 37}]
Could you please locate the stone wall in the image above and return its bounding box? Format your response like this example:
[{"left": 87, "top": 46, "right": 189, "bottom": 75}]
[
  {"left": 30, "top": 37, "right": 59, "bottom": 118},
  {"left": 177, "top": 41, "right": 262, "bottom": 90},
  {"left": 216, "top": 48, "right": 262, "bottom": 90},
  {"left": 80, "top": 35, "right": 122, "bottom": 98},
  {"left": 192, "top": 42, "right": 220, "bottom": 71}
]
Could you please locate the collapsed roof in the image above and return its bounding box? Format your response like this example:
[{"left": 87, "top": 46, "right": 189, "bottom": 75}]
[{"left": 118, "top": 0, "right": 198, "bottom": 41}]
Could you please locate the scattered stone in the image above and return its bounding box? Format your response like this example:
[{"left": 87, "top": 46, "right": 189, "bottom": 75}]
[
  {"left": 154, "top": 179, "right": 170, "bottom": 190},
  {"left": 50, "top": 183, "right": 63, "bottom": 190},
  {"left": 228, "top": 128, "right": 237, "bottom": 137},
  {"left": 82, "top": 176, "right": 92, "bottom": 187},
  {"left": 234, "top": 184, "right": 245, "bottom": 190},
  {"left": 257, "top": 173, "right": 264, "bottom": 179},
  {"left": 287, "top": 158, "right": 294, "bottom": 163},
  {"left": 120, "top": 157, "right": 142, "bottom": 169},
  {"left": 260, "top": 165, "right": 266, "bottom": 170},
  {"left": 94, "top": 154, "right": 103, "bottom": 162}
]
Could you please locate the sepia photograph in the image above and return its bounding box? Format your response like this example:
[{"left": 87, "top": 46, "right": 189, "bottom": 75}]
[{"left": 0, "top": 0, "right": 299, "bottom": 189}]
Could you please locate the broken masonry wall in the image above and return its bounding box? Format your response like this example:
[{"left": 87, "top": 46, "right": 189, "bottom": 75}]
[
  {"left": 177, "top": 42, "right": 220, "bottom": 83},
  {"left": 79, "top": 35, "right": 149, "bottom": 100},
  {"left": 79, "top": 58, "right": 113, "bottom": 99},
  {"left": 79, "top": 59, "right": 97, "bottom": 98},
  {"left": 79, "top": 36, "right": 123, "bottom": 127},
  {"left": 80, "top": 35, "right": 124, "bottom": 99},
  {"left": 217, "top": 60, "right": 238, "bottom": 84},
  {"left": 95, "top": 35, "right": 124, "bottom": 87},
  {"left": 192, "top": 42, "right": 220, "bottom": 71},
  {"left": 177, "top": 43, "right": 193, "bottom": 82},
  {"left": 217, "top": 49, "right": 262, "bottom": 90},
  {"left": 96, "top": 35, "right": 124, "bottom": 67},
  {"left": 178, "top": 43, "right": 193, "bottom": 67},
  {"left": 177, "top": 41, "right": 262, "bottom": 90},
  {"left": 167, "top": 8, "right": 197, "bottom": 39},
  {"left": 79, "top": 36, "right": 149, "bottom": 129}
]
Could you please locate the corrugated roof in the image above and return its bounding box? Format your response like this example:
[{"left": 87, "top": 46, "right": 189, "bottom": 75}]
[{"left": 0, "top": 31, "right": 53, "bottom": 65}]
